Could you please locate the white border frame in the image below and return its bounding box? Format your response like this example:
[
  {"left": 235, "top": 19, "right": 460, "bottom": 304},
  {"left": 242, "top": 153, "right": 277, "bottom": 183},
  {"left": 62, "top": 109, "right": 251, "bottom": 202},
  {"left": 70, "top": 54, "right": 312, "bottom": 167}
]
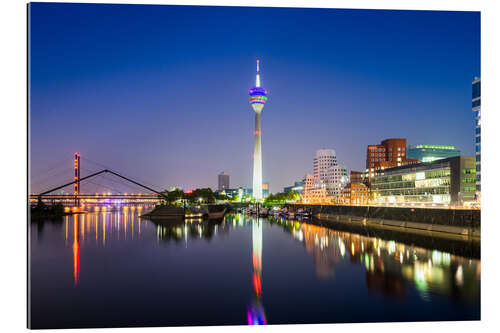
[{"left": 2, "top": 1, "right": 499, "bottom": 332}]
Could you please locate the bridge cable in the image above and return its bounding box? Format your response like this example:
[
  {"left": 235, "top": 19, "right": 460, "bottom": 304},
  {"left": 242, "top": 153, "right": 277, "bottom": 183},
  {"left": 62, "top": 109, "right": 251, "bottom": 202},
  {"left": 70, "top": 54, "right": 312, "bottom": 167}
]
[
  {"left": 30, "top": 168, "right": 73, "bottom": 189},
  {"left": 80, "top": 169, "right": 132, "bottom": 194},
  {"left": 81, "top": 167, "right": 154, "bottom": 194},
  {"left": 80, "top": 157, "right": 162, "bottom": 190},
  {"left": 84, "top": 179, "right": 124, "bottom": 194},
  {"left": 30, "top": 155, "right": 73, "bottom": 177},
  {"left": 37, "top": 169, "right": 168, "bottom": 200},
  {"left": 94, "top": 161, "right": 161, "bottom": 190},
  {"left": 95, "top": 173, "right": 142, "bottom": 193},
  {"left": 94, "top": 171, "right": 152, "bottom": 193}
]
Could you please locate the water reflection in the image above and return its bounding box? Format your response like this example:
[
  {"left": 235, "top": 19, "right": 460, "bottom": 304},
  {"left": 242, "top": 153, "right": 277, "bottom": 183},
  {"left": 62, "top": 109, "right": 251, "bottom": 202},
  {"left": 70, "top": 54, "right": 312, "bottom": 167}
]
[
  {"left": 149, "top": 214, "right": 268, "bottom": 324},
  {"left": 35, "top": 212, "right": 480, "bottom": 302},
  {"left": 72, "top": 215, "right": 80, "bottom": 285},
  {"left": 30, "top": 211, "right": 480, "bottom": 327},
  {"left": 269, "top": 217, "right": 480, "bottom": 302},
  {"left": 59, "top": 206, "right": 147, "bottom": 246},
  {"left": 34, "top": 206, "right": 151, "bottom": 288},
  {"left": 247, "top": 218, "right": 267, "bottom": 325},
  {"left": 152, "top": 218, "right": 231, "bottom": 244}
]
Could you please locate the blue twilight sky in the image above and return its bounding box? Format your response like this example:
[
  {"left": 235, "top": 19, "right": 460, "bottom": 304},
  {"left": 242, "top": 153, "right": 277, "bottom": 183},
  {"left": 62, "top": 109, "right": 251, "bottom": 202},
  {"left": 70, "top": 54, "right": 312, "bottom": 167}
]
[{"left": 29, "top": 3, "right": 480, "bottom": 194}]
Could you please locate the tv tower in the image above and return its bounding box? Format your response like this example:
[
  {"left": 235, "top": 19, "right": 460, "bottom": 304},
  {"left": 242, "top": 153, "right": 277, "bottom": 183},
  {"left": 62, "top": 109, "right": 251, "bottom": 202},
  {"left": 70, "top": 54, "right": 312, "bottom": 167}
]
[{"left": 248, "top": 60, "right": 268, "bottom": 200}]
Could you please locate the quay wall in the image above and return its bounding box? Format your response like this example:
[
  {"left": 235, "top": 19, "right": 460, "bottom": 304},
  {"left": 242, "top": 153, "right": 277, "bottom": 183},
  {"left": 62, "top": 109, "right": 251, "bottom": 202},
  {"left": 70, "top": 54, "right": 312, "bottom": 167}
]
[{"left": 286, "top": 204, "right": 480, "bottom": 238}]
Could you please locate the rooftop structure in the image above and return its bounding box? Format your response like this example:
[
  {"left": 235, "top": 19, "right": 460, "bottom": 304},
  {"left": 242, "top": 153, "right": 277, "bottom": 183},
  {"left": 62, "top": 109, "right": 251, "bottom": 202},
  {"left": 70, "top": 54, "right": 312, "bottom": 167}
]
[{"left": 407, "top": 145, "right": 460, "bottom": 163}]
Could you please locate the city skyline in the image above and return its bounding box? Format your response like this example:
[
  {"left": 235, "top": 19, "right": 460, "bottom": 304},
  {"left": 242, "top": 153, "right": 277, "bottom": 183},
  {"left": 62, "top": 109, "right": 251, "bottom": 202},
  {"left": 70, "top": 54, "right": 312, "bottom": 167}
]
[{"left": 29, "top": 3, "right": 480, "bottom": 193}]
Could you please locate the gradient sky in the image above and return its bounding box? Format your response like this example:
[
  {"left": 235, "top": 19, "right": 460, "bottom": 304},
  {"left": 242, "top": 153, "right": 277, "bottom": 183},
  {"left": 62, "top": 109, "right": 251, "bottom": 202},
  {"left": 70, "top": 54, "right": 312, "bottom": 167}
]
[{"left": 29, "top": 3, "right": 480, "bottom": 194}]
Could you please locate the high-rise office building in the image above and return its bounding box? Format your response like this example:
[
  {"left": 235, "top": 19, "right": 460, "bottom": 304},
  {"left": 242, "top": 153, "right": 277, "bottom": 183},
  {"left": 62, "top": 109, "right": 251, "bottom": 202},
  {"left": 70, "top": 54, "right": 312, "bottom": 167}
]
[
  {"left": 249, "top": 60, "right": 268, "bottom": 200},
  {"left": 366, "top": 138, "right": 418, "bottom": 177},
  {"left": 407, "top": 145, "right": 461, "bottom": 163},
  {"left": 472, "top": 77, "right": 481, "bottom": 192},
  {"left": 218, "top": 172, "right": 230, "bottom": 191}
]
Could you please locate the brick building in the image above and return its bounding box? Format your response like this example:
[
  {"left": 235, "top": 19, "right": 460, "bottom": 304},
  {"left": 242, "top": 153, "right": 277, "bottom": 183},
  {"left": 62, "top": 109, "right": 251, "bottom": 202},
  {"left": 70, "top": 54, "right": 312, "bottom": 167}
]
[
  {"left": 366, "top": 138, "right": 418, "bottom": 178},
  {"left": 342, "top": 182, "right": 369, "bottom": 206}
]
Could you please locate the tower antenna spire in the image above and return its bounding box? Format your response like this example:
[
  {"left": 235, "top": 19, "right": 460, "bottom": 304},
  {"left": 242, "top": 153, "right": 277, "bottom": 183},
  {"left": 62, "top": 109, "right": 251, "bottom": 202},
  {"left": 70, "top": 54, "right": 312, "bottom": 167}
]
[{"left": 256, "top": 59, "right": 261, "bottom": 87}]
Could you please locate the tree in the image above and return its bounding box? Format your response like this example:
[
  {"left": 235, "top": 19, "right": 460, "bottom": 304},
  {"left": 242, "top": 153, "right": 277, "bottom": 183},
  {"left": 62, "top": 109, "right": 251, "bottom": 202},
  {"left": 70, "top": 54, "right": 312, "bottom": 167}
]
[
  {"left": 287, "top": 190, "right": 300, "bottom": 202},
  {"left": 264, "top": 190, "right": 300, "bottom": 205},
  {"left": 168, "top": 188, "right": 184, "bottom": 204},
  {"left": 215, "top": 192, "right": 230, "bottom": 201},
  {"left": 185, "top": 188, "right": 216, "bottom": 204},
  {"left": 158, "top": 188, "right": 185, "bottom": 205}
]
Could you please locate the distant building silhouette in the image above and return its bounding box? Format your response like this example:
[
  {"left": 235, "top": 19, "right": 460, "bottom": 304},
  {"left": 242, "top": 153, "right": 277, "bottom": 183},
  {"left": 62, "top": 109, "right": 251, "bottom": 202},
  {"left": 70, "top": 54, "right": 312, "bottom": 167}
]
[{"left": 218, "top": 172, "right": 230, "bottom": 191}]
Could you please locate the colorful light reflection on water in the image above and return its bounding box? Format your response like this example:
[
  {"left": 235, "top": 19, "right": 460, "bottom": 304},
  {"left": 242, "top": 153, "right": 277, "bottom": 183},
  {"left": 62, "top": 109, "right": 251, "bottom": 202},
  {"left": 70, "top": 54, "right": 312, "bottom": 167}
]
[{"left": 29, "top": 211, "right": 480, "bottom": 328}]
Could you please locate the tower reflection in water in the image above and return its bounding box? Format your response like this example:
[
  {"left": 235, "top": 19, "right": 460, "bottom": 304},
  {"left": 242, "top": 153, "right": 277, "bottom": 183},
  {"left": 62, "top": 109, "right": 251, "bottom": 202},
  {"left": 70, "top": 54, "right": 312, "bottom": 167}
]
[
  {"left": 63, "top": 206, "right": 146, "bottom": 287},
  {"left": 247, "top": 218, "right": 267, "bottom": 325},
  {"left": 72, "top": 215, "right": 80, "bottom": 286}
]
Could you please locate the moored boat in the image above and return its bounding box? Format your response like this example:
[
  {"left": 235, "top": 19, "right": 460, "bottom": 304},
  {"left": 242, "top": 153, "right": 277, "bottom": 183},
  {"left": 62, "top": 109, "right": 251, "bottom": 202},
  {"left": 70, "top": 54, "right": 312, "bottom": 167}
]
[
  {"left": 205, "top": 204, "right": 228, "bottom": 219},
  {"left": 140, "top": 205, "right": 185, "bottom": 221}
]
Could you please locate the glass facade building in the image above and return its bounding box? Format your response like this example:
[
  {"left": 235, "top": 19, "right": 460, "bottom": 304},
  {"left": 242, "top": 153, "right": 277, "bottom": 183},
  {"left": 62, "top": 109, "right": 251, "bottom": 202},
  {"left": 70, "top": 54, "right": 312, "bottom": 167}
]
[
  {"left": 407, "top": 145, "right": 460, "bottom": 163},
  {"left": 472, "top": 77, "right": 481, "bottom": 192},
  {"left": 371, "top": 156, "right": 476, "bottom": 206},
  {"left": 284, "top": 180, "right": 304, "bottom": 194},
  {"left": 218, "top": 187, "right": 253, "bottom": 199},
  {"left": 262, "top": 183, "right": 270, "bottom": 198}
]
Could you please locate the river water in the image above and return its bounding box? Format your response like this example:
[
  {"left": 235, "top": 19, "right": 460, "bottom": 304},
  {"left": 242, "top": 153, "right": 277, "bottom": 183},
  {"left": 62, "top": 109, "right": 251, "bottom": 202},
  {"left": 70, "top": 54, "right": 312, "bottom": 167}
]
[{"left": 29, "top": 208, "right": 480, "bottom": 328}]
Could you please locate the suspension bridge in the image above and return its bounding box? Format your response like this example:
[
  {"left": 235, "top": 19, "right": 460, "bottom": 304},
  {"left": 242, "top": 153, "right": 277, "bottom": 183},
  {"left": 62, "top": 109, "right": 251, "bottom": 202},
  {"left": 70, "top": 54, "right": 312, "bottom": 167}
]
[{"left": 30, "top": 153, "right": 167, "bottom": 207}]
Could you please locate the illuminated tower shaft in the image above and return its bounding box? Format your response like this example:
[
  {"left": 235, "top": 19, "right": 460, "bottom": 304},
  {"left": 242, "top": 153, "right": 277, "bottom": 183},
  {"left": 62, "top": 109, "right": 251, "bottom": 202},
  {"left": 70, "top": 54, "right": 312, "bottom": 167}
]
[
  {"left": 249, "top": 60, "right": 268, "bottom": 200},
  {"left": 253, "top": 110, "right": 263, "bottom": 199}
]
